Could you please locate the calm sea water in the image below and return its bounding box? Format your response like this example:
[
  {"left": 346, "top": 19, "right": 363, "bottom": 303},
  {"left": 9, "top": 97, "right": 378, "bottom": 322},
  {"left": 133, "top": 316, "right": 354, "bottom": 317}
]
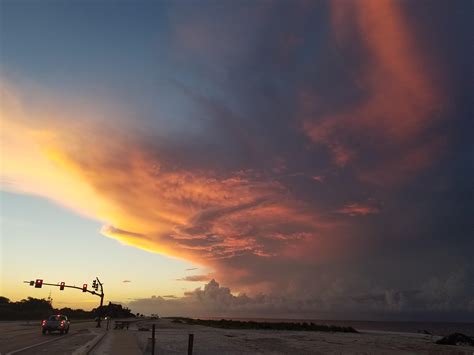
[{"left": 203, "top": 317, "right": 474, "bottom": 336}]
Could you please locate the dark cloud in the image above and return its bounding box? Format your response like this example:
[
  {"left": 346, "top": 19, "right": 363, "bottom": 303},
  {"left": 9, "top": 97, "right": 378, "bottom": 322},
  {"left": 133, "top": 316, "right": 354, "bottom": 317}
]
[
  {"left": 122, "top": 280, "right": 132, "bottom": 283},
  {"left": 177, "top": 274, "right": 212, "bottom": 282}
]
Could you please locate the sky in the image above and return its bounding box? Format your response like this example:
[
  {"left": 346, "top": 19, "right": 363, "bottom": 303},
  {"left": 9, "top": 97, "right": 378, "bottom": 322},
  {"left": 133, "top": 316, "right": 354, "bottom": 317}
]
[{"left": 1, "top": 0, "right": 473, "bottom": 321}]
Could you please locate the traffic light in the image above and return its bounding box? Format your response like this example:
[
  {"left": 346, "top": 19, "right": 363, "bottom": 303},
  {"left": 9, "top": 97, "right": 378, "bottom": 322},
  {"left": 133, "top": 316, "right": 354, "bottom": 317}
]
[
  {"left": 82, "top": 284, "right": 87, "bottom": 292},
  {"left": 92, "top": 280, "right": 97, "bottom": 289},
  {"left": 29, "top": 281, "right": 34, "bottom": 286},
  {"left": 35, "top": 279, "right": 43, "bottom": 288},
  {"left": 60, "top": 282, "right": 65, "bottom": 291}
]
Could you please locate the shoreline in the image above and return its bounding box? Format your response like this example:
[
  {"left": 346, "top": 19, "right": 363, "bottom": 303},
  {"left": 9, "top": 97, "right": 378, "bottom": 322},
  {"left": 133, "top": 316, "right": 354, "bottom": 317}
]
[
  {"left": 130, "top": 318, "right": 474, "bottom": 354},
  {"left": 164, "top": 316, "right": 474, "bottom": 337}
]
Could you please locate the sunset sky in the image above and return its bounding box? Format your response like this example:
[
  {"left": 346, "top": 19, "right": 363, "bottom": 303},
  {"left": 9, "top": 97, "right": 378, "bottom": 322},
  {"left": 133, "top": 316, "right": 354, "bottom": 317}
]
[{"left": 1, "top": 0, "right": 472, "bottom": 320}]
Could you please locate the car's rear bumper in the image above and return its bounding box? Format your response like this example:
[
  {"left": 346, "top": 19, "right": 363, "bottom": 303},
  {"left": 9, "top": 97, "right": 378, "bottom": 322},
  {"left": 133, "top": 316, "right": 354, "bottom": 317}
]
[{"left": 42, "top": 326, "right": 66, "bottom": 331}]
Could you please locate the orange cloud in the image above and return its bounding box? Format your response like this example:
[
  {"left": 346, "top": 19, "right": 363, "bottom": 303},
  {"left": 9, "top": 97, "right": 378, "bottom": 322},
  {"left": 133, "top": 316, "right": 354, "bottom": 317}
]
[
  {"left": 303, "top": 0, "right": 445, "bottom": 184},
  {"left": 1, "top": 82, "right": 342, "bottom": 289},
  {"left": 0, "top": 84, "right": 117, "bottom": 222}
]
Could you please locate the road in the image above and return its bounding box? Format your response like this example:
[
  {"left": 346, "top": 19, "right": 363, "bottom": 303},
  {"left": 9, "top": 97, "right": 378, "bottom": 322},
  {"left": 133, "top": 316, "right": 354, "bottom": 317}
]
[{"left": 0, "top": 320, "right": 103, "bottom": 354}]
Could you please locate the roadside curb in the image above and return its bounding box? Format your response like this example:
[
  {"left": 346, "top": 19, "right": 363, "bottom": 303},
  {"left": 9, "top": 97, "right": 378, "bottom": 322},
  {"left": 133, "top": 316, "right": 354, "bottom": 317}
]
[{"left": 72, "top": 330, "right": 107, "bottom": 355}]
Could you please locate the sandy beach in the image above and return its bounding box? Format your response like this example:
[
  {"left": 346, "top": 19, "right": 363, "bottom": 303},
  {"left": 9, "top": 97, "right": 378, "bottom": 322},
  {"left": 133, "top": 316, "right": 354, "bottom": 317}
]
[{"left": 92, "top": 318, "right": 474, "bottom": 354}]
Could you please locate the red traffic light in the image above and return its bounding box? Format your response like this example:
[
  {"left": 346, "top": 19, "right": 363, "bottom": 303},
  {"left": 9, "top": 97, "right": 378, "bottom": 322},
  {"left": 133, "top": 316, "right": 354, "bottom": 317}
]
[
  {"left": 60, "top": 282, "right": 65, "bottom": 291},
  {"left": 35, "top": 279, "right": 43, "bottom": 288},
  {"left": 82, "top": 284, "right": 87, "bottom": 292}
]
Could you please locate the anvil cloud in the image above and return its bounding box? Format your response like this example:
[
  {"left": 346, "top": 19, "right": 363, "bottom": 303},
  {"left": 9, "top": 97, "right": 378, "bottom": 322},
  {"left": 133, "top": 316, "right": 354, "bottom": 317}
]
[{"left": 1, "top": 0, "right": 472, "bottom": 319}]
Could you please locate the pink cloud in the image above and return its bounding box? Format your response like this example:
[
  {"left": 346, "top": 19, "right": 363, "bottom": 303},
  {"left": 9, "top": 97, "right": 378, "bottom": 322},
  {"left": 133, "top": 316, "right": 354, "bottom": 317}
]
[
  {"left": 336, "top": 203, "right": 380, "bottom": 217},
  {"left": 302, "top": 0, "right": 446, "bottom": 185}
]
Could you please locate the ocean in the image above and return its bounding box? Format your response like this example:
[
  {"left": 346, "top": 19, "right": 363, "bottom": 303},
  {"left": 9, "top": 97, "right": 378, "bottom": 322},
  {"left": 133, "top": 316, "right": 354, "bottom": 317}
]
[{"left": 203, "top": 317, "right": 474, "bottom": 336}]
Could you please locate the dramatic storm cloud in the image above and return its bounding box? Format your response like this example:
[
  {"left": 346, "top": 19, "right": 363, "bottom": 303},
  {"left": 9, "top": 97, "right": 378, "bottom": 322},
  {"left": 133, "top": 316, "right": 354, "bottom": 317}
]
[{"left": 1, "top": 0, "right": 472, "bottom": 319}]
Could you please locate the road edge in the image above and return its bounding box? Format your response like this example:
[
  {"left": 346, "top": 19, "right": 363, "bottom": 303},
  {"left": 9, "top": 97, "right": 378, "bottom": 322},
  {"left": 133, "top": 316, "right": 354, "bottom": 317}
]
[{"left": 71, "top": 330, "right": 107, "bottom": 355}]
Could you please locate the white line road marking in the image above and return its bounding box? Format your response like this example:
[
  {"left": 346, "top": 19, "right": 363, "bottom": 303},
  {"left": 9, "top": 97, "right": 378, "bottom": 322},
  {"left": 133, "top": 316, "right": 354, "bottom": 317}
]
[
  {"left": 5, "top": 328, "right": 95, "bottom": 355},
  {"left": 5, "top": 336, "right": 64, "bottom": 355}
]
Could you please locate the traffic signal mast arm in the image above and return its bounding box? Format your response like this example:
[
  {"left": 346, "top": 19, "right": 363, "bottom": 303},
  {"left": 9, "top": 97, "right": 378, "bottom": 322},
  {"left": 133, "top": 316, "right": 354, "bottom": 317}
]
[{"left": 23, "top": 280, "right": 104, "bottom": 298}]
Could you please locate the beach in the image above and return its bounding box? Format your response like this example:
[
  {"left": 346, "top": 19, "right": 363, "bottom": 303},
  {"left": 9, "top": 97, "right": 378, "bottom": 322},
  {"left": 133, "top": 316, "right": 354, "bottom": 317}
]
[{"left": 92, "top": 318, "right": 474, "bottom": 354}]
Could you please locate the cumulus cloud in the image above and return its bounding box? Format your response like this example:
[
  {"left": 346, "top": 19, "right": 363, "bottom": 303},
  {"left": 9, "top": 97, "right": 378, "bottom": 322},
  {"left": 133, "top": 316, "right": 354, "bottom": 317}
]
[
  {"left": 129, "top": 276, "right": 474, "bottom": 320},
  {"left": 129, "top": 279, "right": 276, "bottom": 318}
]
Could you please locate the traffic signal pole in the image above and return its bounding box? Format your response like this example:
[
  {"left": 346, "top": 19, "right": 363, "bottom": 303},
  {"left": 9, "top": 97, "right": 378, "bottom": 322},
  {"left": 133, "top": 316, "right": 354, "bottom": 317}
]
[{"left": 96, "top": 277, "right": 104, "bottom": 308}]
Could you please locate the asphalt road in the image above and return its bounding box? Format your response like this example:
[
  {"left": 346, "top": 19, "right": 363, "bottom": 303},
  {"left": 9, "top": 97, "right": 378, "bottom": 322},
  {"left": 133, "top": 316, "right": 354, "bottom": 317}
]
[{"left": 0, "top": 320, "right": 101, "bottom": 354}]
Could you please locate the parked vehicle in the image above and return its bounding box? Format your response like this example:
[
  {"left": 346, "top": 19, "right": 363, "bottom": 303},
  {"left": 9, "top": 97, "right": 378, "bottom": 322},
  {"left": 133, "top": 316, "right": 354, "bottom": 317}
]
[{"left": 41, "top": 314, "right": 70, "bottom": 335}]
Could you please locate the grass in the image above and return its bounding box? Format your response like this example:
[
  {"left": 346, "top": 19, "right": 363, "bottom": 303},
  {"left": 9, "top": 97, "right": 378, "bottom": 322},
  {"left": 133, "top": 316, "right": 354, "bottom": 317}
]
[{"left": 166, "top": 317, "right": 358, "bottom": 333}]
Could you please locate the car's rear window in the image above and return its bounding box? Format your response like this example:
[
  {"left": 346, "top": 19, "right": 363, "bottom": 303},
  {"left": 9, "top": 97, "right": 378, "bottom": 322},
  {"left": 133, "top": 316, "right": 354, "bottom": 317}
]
[{"left": 48, "top": 315, "right": 66, "bottom": 321}]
